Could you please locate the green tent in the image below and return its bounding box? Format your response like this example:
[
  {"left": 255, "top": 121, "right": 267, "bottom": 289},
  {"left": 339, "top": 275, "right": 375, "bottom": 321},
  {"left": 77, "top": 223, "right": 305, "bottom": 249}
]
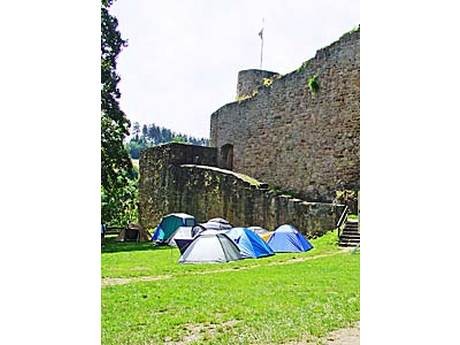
[{"left": 151, "top": 213, "right": 196, "bottom": 243}]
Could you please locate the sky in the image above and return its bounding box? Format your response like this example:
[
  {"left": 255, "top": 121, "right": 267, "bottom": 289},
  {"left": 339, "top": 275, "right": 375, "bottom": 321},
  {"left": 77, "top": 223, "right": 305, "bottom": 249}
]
[{"left": 112, "top": 0, "right": 359, "bottom": 138}]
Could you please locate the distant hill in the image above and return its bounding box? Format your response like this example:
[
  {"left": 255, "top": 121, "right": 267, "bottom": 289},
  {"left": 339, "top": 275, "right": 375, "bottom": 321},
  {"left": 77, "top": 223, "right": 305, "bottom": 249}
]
[{"left": 126, "top": 122, "right": 209, "bottom": 159}]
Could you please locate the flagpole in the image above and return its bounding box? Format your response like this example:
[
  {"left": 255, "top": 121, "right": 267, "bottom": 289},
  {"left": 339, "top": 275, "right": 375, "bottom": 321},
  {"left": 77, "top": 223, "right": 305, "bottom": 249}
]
[
  {"left": 260, "top": 18, "right": 264, "bottom": 69},
  {"left": 260, "top": 33, "right": 263, "bottom": 69}
]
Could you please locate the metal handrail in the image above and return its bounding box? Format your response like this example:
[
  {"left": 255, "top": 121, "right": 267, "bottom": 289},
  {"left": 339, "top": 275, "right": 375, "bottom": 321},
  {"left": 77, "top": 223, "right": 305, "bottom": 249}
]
[{"left": 336, "top": 205, "right": 349, "bottom": 239}]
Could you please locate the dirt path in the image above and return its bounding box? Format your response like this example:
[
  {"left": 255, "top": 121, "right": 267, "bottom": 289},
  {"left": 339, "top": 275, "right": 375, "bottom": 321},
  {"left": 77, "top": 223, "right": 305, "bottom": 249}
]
[
  {"left": 323, "top": 323, "right": 359, "bottom": 345},
  {"left": 283, "top": 323, "right": 360, "bottom": 345},
  {"left": 161, "top": 321, "right": 359, "bottom": 345},
  {"left": 102, "top": 250, "right": 350, "bottom": 287}
]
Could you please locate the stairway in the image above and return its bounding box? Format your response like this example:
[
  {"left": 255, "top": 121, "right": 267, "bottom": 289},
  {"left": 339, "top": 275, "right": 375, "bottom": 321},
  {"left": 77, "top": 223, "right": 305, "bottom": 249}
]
[{"left": 339, "top": 220, "right": 360, "bottom": 247}]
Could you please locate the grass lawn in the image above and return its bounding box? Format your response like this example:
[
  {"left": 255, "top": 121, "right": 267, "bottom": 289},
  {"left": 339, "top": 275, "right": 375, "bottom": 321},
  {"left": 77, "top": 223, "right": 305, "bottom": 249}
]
[{"left": 101, "top": 231, "right": 360, "bottom": 344}]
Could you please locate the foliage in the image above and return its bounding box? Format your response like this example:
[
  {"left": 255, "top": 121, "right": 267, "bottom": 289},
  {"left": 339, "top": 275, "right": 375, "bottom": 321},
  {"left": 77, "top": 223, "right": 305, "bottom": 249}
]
[
  {"left": 126, "top": 122, "right": 209, "bottom": 159},
  {"left": 262, "top": 74, "right": 281, "bottom": 87},
  {"left": 307, "top": 74, "right": 319, "bottom": 95},
  {"left": 101, "top": 231, "right": 360, "bottom": 344},
  {"left": 262, "top": 77, "right": 273, "bottom": 87},
  {"left": 101, "top": 0, "right": 137, "bottom": 226},
  {"left": 235, "top": 89, "right": 258, "bottom": 102},
  {"left": 297, "top": 61, "right": 309, "bottom": 73},
  {"left": 101, "top": 171, "right": 138, "bottom": 226},
  {"left": 351, "top": 24, "right": 360, "bottom": 33},
  {"left": 171, "top": 135, "right": 186, "bottom": 143},
  {"left": 348, "top": 214, "right": 359, "bottom": 221},
  {"left": 269, "top": 186, "right": 299, "bottom": 198}
]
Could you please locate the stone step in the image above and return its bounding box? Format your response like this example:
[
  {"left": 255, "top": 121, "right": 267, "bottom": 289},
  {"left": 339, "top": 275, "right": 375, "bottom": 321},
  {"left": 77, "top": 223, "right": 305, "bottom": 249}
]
[
  {"left": 345, "top": 224, "right": 359, "bottom": 228},
  {"left": 339, "top": 241, "right": 360, "bottom": 247},
  {"left": 340, "top": 234, "right": 361, "bottom": 239},
  {"left": 342, "top": 229, "right": 360, "bottom": 234},
  {"left": 339, "top": 237, "right": 360, "bottom": 242}
]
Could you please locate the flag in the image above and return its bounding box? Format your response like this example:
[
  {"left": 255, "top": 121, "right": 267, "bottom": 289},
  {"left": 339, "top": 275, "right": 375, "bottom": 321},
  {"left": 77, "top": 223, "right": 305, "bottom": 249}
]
[{"left": 258, "top": 27, "right": 264, "bottom": 40}]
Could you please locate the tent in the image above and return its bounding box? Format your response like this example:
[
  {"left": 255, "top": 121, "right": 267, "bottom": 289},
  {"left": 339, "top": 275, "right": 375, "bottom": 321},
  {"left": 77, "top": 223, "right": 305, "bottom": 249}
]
[
  {"left": 226, "top": 227, "right": 274, "bottom": 258},
  {"left": 267, "top": 224, "right": 313, "bottom": 253},
  {"left": 260, "top": 231, "right": 274, "bottom": 242},
  {"left": 191, "top": 218, "right": 232, "bottom": 237},
  {"left": 248, "top": 226, "right": 269, "bottom": 236},
  {"left": 208, "top": 218, "right": 232, "bottom": 226},
  {"left": 175, "top": 238, "right": 195, "bottom": 255},
  {"left": 151, "top": 213, "right": 196, "bottom": 244},
  {"left": 248, "top": 226, "right": 273, "bottom": 242},
  {"left": 116, "top": 223, "right": 151, "bottom": 242},
  {"left": 167, "top": 226, "right": 194, "bottom": 246},
  {"left": 179, "top": 233, "right": 243, "bottom": 264}
]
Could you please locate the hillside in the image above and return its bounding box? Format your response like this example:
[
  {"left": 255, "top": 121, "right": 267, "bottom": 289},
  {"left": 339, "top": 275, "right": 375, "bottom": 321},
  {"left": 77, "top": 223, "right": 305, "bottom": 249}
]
[{"left": 127, "top": 121, "right": 209, "bottom": 159}]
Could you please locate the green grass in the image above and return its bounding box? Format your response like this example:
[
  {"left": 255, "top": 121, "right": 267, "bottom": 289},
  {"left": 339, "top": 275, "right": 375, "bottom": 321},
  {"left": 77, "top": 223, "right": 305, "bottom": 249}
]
[
  {"left": 234, "top": 172, "right": 263, "bottom": 188},
  {"left": 101, "top": 231, "right": 359, "bottom": 344},
  {"left": 348, "top": 214, "right": 359, "bottom": 221}
]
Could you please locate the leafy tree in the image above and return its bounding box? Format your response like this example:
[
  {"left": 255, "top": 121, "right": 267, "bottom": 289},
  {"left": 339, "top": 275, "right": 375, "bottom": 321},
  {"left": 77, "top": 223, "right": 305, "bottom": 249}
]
[{"left": 101, "top": 0, "right": 137, "bottom": 226}]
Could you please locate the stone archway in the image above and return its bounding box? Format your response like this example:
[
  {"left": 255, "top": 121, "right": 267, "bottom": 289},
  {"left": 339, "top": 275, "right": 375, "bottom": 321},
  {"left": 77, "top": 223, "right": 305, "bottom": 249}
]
[{"left": 220, "top": 144, "right": 234, "bottom": 170}]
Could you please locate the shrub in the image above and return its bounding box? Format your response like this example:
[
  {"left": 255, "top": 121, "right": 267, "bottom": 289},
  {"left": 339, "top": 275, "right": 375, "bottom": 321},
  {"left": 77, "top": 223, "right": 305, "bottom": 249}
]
[{"left": 307, "top": 75, "right": 319, "bottom": 95}]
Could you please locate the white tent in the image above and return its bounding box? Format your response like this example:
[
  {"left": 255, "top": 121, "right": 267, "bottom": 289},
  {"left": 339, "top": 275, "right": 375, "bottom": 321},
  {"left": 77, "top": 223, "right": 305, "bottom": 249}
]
[
  {"left": 179, "top": 233, "right": 243, "bottom": 264},
  {"left": 167, "top": 226, "right": 194, "bottom": 246},
  {"left": 191, "top": 218, "right": 233, "bottom": 237}
]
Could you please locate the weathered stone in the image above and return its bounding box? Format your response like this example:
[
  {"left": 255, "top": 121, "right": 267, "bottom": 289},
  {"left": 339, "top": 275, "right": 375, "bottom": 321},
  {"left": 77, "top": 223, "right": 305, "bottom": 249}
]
[
  {"left": 139, "top": 144, "right": 342, "bottom": 237},
  {"left": 139, "top": 29, "right": 359, "bottom": 237},
  {"left": 210, "top": 29, "right": 360, "bottom": 202}
]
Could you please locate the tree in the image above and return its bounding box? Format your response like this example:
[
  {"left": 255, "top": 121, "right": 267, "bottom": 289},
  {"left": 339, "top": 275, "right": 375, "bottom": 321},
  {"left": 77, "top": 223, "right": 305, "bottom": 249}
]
[
  {"left": 132, "top": 121, "right": 140, "bottom": 141},
  {"left": 142, "top": 124, "right": 148, "bottom": 139},
  {"left": 171, "top": 135, "right": 186, "bottom": 143},
  {"left": 101, "top": 0, "right": 137, "bottom": 226}
]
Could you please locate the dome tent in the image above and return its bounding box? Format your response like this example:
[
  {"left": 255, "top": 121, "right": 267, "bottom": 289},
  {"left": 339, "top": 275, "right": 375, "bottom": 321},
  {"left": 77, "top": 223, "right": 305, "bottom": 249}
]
[
  {"left": 191, "top": 217, "right": 232, "bottom": 237},
  {"left": 151, "top": 213, "right": 196, "bottom": 244},
  {"left": 167, "top": 226, "right": 194, "bottom": 247},
  {"left": 226, "top": 227, "right": 274, "bottom": 258},
  {"left": 248, "top": 226, "right": 274, "bottom": 242},
  {"left": 116, "top": 223, "right": 151, "bottom": 242},
  {"left": 267, "top": 224, "right": 313, "bottom": 253},
  {"left": 179, "top": 233, "right": 243, "bottom": 264}
]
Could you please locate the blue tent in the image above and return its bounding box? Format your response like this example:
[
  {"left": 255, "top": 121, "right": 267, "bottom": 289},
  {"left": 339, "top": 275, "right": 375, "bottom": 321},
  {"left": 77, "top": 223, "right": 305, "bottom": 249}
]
[
  {"left": 267, "top": 224, "right": 313, "bottom": 253},
  {"left": 151, "top": 213, "right": 196, "bottom": 244},
  {"left": 226, "top": 227, "right": 274, "bottom": 258}
]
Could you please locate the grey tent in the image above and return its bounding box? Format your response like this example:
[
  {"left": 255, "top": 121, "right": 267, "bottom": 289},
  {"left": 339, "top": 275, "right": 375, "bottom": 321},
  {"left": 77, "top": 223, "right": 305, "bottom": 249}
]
[
  {"left": 167, "top": 226, "right": 194, "bottom": 246},
  {"left": 179, "top": 233, "right": 243, "bottom": 264},
  {"left": 191, "top": 218, "right": 233, "bottom": 237},
  {"left": 208, "top": 218, "right": 232, "bottom": 226}
]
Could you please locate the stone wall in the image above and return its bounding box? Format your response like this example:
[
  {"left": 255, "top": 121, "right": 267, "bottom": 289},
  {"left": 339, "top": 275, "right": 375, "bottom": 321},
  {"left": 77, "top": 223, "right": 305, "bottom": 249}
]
[
  {"left": 210, "top": 29, "right": 360, "bottom": 202},
  {"left": 139, "top": 143, "right": 343, "bottom": 238},
  {"left": 236, "top": 69, "right": 280, "bottom": 99}
]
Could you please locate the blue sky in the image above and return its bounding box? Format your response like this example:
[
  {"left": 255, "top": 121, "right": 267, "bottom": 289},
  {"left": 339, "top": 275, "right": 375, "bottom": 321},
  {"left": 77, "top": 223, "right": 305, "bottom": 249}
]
[{"left": 112, "top": 0, "right": 359, "bottom": 138}]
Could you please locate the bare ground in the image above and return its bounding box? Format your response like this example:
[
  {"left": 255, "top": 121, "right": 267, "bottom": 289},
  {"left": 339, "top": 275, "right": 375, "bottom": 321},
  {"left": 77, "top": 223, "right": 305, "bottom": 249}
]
[
  {"left": 163, "top": 320, "right": 239, "bottom": 345},
  {"left": 283, "top": 323, "right": 360, "bottom": 345},
  {"left": 161, "top": 321, "right": 359, "bottom": 345}
]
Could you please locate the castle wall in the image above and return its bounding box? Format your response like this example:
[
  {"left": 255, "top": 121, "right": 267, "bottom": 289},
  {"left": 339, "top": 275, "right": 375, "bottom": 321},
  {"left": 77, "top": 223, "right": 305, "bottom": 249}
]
[
  {"left": 139, "top": 144, "right": 342, "bottom": 237},
  {"left": 210, "top": 29, "right": 360, "bottom": 202},
  {"left": 236, "top": 69, "right": 280, "bottom": 99}
]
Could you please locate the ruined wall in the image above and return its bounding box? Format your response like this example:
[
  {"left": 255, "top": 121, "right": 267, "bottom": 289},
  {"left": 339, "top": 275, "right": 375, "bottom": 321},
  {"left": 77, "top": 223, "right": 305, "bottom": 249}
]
[
  {"left": 139, "top": 144, "right": 343, "bottom": 237},
  {"left": 210, "top": 29, "right": 360, "bottom": 202},
  {"left": 237, "top": 69, "right": 280, "bottom": 99}
]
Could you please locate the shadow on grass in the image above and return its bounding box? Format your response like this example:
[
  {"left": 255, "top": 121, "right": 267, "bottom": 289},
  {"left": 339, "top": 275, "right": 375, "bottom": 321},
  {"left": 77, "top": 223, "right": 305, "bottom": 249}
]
[{"left": 101, "top": 239, "right": 173, "bottom": 254}]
